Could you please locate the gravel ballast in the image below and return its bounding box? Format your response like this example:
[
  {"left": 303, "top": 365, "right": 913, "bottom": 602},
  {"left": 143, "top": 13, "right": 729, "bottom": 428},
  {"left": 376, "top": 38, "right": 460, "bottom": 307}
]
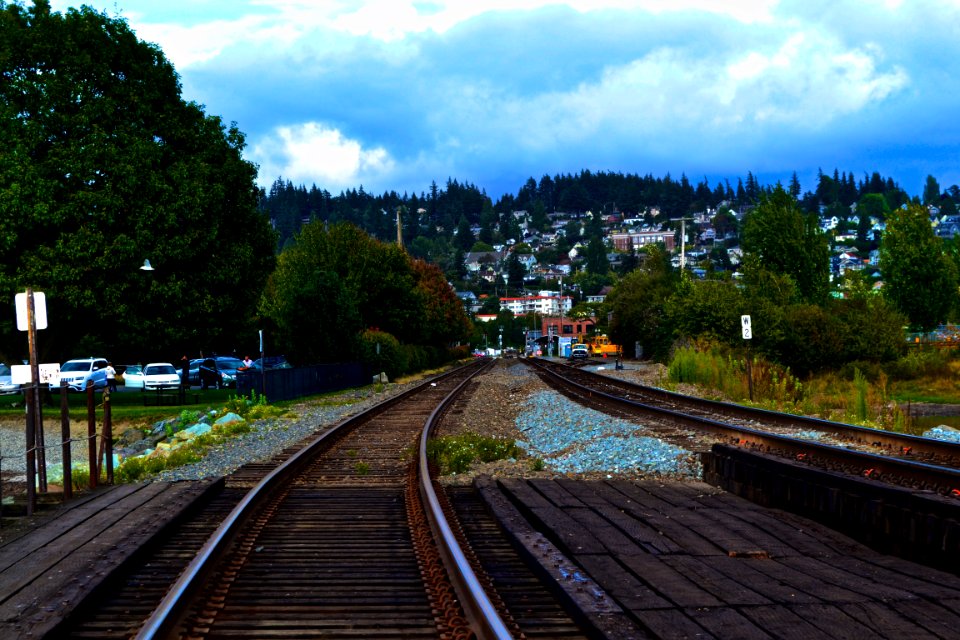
[{"left": 0, "top": 359, "right": 703, "bottom": 486}]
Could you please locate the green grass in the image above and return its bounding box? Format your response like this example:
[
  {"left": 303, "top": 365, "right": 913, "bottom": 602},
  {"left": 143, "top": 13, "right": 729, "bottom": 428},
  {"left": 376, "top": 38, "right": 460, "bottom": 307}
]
[
  {"left": 0, "top": 388, "right": 236, "bottom": 425},
  {"left": 665, "top": 344, "right": 960, "bottom": 433},
  {"left": 426, "top": 432, "right": 523, "bottom": 475}
]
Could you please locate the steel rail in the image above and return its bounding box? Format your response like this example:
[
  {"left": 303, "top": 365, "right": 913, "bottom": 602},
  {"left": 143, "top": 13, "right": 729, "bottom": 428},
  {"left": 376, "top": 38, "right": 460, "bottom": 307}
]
[
  {"left": 418, "top": 358, "right": 514, "bottom": 640},
  {"left": 136, "top": 359, "right": 492, "bottom": 640},
  {"left": 533, "top": 358, "right": 960, "bottom": 462},
  {"left": 526, "top": 358, "right": 960, "bottom": 493}
]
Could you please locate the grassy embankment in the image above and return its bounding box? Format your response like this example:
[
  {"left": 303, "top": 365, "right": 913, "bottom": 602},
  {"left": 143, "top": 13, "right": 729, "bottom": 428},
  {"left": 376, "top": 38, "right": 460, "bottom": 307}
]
[{"left": 666, "top": 344, "right": 960, "bottom": 434}]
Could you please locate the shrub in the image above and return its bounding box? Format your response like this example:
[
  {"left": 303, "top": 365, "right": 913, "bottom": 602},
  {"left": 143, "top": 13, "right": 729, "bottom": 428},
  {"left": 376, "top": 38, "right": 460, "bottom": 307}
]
[
  {"left": 356, "top": 329, "right": 405, "bottom": 379},
  {"left": 884, "top": 349, "right": 953, "bottom": 380},
  {"left": 178, "top": 409, "right": 201, "bottom": 425},
  {"left": 224, "top": 390, "right": 268, "bottom": 417},
  {"left": 667, "top": 342, "right": 802, "bottom": 407},
  {"left": 426, "top": 433, "right": 523, "bottom": 475}
]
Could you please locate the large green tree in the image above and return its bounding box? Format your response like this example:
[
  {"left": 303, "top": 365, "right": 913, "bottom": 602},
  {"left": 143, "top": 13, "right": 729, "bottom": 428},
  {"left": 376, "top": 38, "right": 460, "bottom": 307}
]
[
  {"left": 261, "top": 222, "right": 471, "bottom": 364},
  {"left": 0, "top": 1, "right": 276, "bottom": 362},
  {"left": 606, "top": 246, "right": 678, "bottom": 360},
  {"left": 741, "top": 186, "right": 830, "bottom": 304},
  {"left": 880, "top": 203, "right": 958, "bottom": 330}
]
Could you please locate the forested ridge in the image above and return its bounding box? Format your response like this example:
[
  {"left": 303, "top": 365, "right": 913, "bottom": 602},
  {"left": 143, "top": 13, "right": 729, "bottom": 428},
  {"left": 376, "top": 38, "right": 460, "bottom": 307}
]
[{"left": 261, "top": 168, "right": 933, "bottom": 253}]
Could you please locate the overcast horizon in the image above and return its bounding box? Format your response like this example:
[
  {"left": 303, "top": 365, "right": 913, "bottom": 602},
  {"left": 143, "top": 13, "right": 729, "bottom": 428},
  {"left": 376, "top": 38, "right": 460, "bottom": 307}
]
[{"left": 45, "top": 0, "right": 960, "bottom": 201}]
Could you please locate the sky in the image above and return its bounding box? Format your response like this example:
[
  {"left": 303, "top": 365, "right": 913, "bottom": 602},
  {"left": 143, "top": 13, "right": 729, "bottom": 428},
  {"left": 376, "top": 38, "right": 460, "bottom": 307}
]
[{"left": 45, "top": 0, "right": 960, "bottom": 201}]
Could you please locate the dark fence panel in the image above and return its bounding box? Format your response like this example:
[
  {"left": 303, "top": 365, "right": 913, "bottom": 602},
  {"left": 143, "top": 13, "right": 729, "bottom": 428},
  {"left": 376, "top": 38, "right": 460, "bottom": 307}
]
[{"left": 236, "top": 363, "right": 370, "bottom": 402}]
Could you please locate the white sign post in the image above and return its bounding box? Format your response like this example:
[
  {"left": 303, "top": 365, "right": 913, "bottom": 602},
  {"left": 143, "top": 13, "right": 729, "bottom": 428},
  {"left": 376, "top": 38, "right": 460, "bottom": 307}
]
[
  {"left": 15, "top": 291, "right": 47, "bottom": 330},
  {"left": 11, "top": 363, "right": 60, "bottom": 384},
  {"left": 16, "top": 288, "right": 48, "bottom": 513},
  {"left": 741, "top": 314, "right": 754, "bottom": 401}
]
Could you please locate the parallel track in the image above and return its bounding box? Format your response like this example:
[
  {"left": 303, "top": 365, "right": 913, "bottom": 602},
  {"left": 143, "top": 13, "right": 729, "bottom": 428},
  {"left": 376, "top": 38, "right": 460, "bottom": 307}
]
[
  {"left": 526, "top": 358, "right": 960, "bottom": 496},
  {"left": 58, "top": 360, "right": 594, "bottom": 639}
]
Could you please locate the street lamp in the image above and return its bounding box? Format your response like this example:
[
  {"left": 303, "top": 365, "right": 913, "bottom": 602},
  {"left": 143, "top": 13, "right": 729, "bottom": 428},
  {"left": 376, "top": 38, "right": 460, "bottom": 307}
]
[
  {"left": 140, "top": 259, "right": 154, "bottom": 271},
  {"left": 558, "top": 278, "right": 565, "bottom": 356}
]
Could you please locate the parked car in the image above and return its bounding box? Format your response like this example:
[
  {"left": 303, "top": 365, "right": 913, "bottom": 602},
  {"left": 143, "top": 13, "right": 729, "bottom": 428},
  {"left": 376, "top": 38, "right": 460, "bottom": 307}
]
[
  {"left": 248, "top": 356, "right": 292, "bottom": 371},
  {"left": 214, "top": 356, "right": 244, "bottom": 388},
  {"left": 188, "top": 358, "right": 223, "bottom": 389},
  {"left": 49, "top": 357, "right": 109, "bottom": 392},
  {"left": 120, "top": 364, "right": 145, "bottom": 390},
  {"left": 142, "top": 362, "right": 181, "bottom": 391},
  {"left": 0, "top": 363, "right": 20, "bottom": 395},
  {"left": 569, "top": 344, "right": 590, "bottom": 360}
]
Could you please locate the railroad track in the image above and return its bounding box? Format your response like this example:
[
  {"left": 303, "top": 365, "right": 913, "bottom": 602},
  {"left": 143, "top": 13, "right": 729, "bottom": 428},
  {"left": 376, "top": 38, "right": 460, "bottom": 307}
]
[
  {"left": 55, "top": 360, "right": 595, "bottom": 639},
  {"left": 525, "top": 358, "right": 960, "bottom": 496}
]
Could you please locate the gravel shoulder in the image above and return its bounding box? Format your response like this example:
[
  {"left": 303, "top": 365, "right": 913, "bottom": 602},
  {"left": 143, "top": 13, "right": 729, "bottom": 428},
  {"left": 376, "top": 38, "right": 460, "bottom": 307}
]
[
  {"left": 0, "top": 359, "right": 689, "bottom": 485},
  {"left": 437, "top": 358, "right": 703, "bottom": 485}
]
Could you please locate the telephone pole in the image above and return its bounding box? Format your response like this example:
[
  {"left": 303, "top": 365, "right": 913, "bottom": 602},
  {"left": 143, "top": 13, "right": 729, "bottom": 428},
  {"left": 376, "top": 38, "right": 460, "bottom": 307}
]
[{"left": 396, "top": 207, "right": 404, "bottom": 248}]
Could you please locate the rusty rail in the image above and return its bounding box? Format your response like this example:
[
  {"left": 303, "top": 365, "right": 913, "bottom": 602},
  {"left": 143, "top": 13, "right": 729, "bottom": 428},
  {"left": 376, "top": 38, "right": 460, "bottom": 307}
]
[{"left": 135, "top": 358, "right": 513, "bottom": 640}]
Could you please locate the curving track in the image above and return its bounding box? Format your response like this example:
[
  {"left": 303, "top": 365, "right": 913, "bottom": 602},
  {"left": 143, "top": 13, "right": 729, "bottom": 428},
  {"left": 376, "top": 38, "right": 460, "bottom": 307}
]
[
  {"left": 526, "top": 358, "right": 960, "bottom": 496},
  {"left": 55, "top": 360, "right": 593, "bottom": 640}
]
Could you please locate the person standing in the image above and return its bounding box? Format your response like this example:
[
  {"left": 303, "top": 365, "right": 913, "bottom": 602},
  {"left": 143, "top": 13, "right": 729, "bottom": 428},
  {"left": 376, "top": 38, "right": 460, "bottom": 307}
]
[
  {"left": 242, "top": 355, "right": 253, "bottom": 369},
  {"left": 105, "top": 362, "right": 117, "bottom": 392}
]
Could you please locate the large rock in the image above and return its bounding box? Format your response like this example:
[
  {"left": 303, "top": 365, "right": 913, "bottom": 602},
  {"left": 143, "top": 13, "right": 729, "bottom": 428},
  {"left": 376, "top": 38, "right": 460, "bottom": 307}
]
[
  {"left": 215, "top": 412, "right": 244, "bottom": 426},
  {"left": 173, "top": 423, "right": 213, "bottom": 441}
]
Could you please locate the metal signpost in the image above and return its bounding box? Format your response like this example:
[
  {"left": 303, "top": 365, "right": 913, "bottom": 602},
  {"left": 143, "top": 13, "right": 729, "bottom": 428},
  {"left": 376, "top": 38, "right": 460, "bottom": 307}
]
[
  {"left": 741, "top": 314, "right": 753, "bottom": 401},
  {"left": 259, "top": 329, "right": 266, "bottom": 399}
]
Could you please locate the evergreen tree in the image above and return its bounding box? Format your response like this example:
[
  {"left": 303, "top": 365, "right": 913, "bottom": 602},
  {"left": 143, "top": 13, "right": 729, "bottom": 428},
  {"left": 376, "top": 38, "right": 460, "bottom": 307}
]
[
  {"left": 923, "top": 175, "right": 942, "bottom": 205},
  {"left": 788, "top": 172, "right": 801, "bottom": 198},
  {"left": 455, "top": 215, "right": 475, "bottom": 251},
  {"left": 585, "top": 235, "right": 609, "bottom": 276}
]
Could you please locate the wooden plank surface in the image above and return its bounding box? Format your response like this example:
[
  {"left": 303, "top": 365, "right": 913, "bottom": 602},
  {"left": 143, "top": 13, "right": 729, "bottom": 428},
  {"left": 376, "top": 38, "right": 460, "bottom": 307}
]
[
  {"left": 0, "top": 479, "right": 220, "bottom": 638},
  {"left": 482, "top": 477, "right": 960, "bottom": 639}
]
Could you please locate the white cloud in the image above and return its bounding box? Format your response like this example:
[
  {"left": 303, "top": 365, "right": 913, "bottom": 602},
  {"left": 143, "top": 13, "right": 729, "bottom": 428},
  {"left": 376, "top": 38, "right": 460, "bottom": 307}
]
[
  {"left": 250, "top": 122, "right": 396, "bottom": 189},
  {"left": 134, "top": 17, "right": 271, "bottom": 67},
  {"left": 244, "top": 0, "right": 778, "bottom": 43},
  {"left": 469, "top": 28, "right": 909, "bottom": 152}
]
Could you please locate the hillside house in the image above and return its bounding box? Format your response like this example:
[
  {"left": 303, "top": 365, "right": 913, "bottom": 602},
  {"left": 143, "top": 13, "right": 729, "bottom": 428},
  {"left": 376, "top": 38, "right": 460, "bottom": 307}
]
[
  {"left": 464, "top": 250, "right": 503, "bottom": 275},
  {"left": 609, "top": 229, "right": 676, "bottom": 252}
]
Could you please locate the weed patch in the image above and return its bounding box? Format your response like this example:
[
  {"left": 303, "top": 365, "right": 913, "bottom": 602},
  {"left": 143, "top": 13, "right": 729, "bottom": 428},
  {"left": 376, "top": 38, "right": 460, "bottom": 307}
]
[{"left": 426, "top": 432, "right": 523, "bottom": 475}]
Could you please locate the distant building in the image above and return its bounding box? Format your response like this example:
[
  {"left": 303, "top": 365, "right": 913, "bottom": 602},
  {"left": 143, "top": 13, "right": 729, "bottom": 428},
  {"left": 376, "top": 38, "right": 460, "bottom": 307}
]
[
  {"left": 499, "top": 294, "right": 572, "bottom": 316},
  {"left": 609, "top": 230, "right": 675, "bottom": 252}
]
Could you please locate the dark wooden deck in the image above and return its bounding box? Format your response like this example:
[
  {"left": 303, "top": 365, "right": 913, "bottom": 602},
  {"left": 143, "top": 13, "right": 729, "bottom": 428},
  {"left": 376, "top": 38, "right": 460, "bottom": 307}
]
[
  {"left": 0, "top": 480, "right": 219, "bottom": 639},
  {"left": 480, "top": 477, "right": 960, "bottom": 639},
  {"left": 3, "top": 476, "right": 960, "bottom": 639}
]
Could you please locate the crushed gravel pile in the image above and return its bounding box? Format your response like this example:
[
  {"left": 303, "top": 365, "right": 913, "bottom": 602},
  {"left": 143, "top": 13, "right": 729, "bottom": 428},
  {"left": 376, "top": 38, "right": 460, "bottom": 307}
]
[
  {"left": 516, "top": 390, "right": 701, "bottom": 477},
  {"left": 440, "top": 359, "right": 702, "bottom": 484}
]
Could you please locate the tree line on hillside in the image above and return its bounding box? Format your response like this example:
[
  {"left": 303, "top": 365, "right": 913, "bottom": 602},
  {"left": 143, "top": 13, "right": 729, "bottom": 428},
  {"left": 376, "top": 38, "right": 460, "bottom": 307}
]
[{"left": 261, "top": 167, "right": 956, "bottom": 254}]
